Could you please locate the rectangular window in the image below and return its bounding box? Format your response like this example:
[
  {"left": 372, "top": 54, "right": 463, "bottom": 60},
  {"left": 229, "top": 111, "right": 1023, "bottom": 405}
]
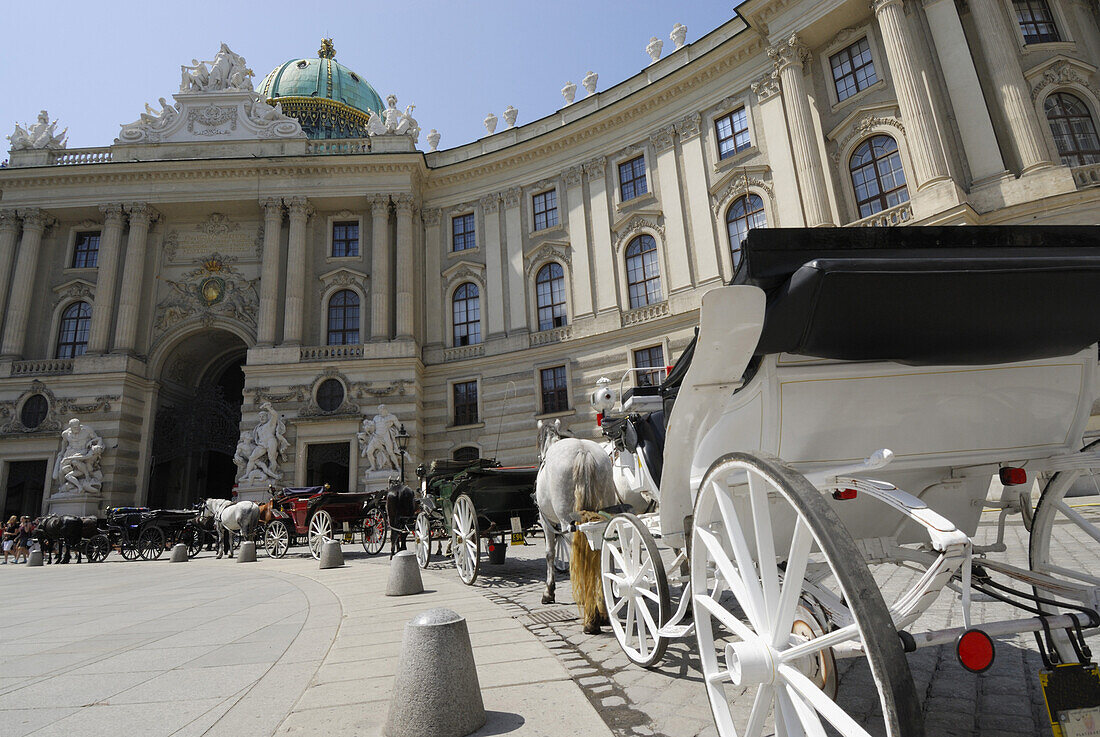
[
  {"left": 332, "top": 221, "right": 359, "bottom": 258},
  {"left": 540, "top": 366, "right": 569, "bottom": 414},
  {"left": 453, "top": 380, "right": 479, "bottom": 426},
  {"left": 715, "top": 108, "right": 751, "bottom": 160},
  {"left": 618, "top": 156, "right": 648, "bottom": 201},
  {"left": 1014, "top": 0, "right": 1061, "bottom": 44},
  {"left": 452, "top": 213, "right": 476, "bottom": 251},
  {"left": 533, "top": 190, "right": 558, "bottom": 231},
  {"left": 830, "top": 38, "right": 878, "bottom": 102},
  {"left": 72, "top": 232, "right": 100, "bottom": 269},
  {"left": 634, "top": 345, "right": 666, "bottom": 388}
]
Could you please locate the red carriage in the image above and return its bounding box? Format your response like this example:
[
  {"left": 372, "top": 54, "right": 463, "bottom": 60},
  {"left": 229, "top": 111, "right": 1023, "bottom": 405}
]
[{"left": 261, "top": 484, "right": 387, "bottom": 559}]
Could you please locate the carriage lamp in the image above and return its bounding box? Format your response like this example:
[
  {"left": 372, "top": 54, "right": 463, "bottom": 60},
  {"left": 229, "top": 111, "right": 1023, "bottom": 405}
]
[{"left": 396, "top": 424, "right": 411, "bottom": 483}]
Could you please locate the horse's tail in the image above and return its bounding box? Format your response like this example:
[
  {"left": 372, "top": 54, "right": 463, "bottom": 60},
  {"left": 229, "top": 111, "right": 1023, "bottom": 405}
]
[{"left": 573, "top": 446, "right": 613, "bottom": 513}]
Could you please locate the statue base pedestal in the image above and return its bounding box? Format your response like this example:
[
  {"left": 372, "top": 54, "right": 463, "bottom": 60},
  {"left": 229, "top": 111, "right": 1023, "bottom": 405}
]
[
  {"left": 234, "top": 485, "right": 273, "bottom": 503},
  {"left": 46, "top": 492, "right": 103, "bottom": 517},
  {"left": 363, "top": 470, "right": 398, "bottom": 492}
]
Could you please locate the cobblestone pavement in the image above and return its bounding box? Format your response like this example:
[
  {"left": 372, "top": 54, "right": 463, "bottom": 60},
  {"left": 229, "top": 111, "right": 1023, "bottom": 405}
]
[{"left": 448, "top": 500, "right": 1100, "bottom": 737}]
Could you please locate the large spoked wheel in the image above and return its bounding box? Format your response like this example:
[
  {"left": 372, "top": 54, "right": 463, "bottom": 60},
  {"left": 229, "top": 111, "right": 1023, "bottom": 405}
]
[
  {"left": 691, "top": 452, "right": 922, "bottom": 737},
  {"left": 120, "top": 532, "right": 141, "bottom": 561},
  {"left": 361, "top": 508, "right": 386, "bottom": 555},
  {"left": 415, "top": 512, "right": 432, "bottom": 569},
  {"left": 308, "top": 510, "right": 333, "bottom": 560},
  {"left": 601, "top": 513, "right": 671, "bottom": 668},
  {"left": 87, "top": 534, "right": 110, "bottom": 562},
  {"left": 186, "top": 527, "right": 204, "bottom": 558},
  {"left": 138, "top": 527, "right": 166, "bottom": 561},
  {"left": 452, "top": 495, "right": 480, "bottom": 585},
  {"left": 1029, "top": 438, "right": 1100, "bottom": 663},
  {"left": 265, "top": 521, "right": 290, "bottom": 559}
]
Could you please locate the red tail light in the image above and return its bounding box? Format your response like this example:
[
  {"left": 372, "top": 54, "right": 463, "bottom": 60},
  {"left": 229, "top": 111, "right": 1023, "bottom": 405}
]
[
  {"left": 956, "top": 629, "right": 995, "bottom": 673},
  {"left": 596, "top": 412, "right": 603, "bottom": 427},
  {"left": 832, "top": 489, "right": 858, "bottom": 501},
  {"left": 999, "top": 467, "right": 1027, "bottom": 486}
]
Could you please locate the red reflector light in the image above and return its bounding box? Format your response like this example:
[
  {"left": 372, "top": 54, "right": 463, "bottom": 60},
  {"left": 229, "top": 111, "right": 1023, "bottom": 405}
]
[
  {"left": 956, "top": 629, "right": 995, "bottom": 673},
  {"left": 596, "top": 412, "right": 603, "bottom": 427},
  {"left": 999, "top": 467, "right": 1027, "bottom": 486},
  {"left": 832, "top": 489, "right": 858, "bottom": 501}
]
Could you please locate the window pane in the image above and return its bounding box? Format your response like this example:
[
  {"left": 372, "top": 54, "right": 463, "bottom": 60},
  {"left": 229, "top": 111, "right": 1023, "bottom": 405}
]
[
  {"left": 454, "top": 381, "right": 479, "bottom": 425},
  {"left": 540, "top": 365, "right": 569, "bottom": 414},
  {"left": 634, "top": 346, "right": 666, "bottom": 387},
  {"left": 831, "top": 39, "right": 877, "bottom": 102}
]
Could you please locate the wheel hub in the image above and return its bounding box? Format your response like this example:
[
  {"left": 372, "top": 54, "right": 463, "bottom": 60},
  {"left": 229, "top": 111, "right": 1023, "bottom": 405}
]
[{"left": 724, "top": 639, "right": 776, "bottom": 687}]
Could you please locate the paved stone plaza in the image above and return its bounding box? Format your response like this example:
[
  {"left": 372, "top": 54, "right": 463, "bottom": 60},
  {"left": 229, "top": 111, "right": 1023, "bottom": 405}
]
[{"left": 2, "top": 506, "right": 1097, "bottom": 737}]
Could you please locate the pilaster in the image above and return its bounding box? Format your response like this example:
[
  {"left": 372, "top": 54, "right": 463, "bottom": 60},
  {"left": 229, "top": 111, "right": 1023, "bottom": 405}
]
[
  {"left": 676, "top": 113, "right": 722, "bottom": 284},
  {"left": 752, "top": 71, "right": 805, "bottom": 227},
  {"left": 585, "top": 157, "right": 618, "bottom": 314},
  {"left": 422, "top": 208, "right": 443, "bottom": 346},
  {"left": 113, "top": 203, "right": 161, "bottom": 354},
  {"left": 281, "top": 196, "right": 313, "bottom": 346},
  {"left": 563, "top": 166, "right": 595, "bottom": 318},
  {"left": 501, "top": 187, "right": 527, "bottom": 333},
  {"left": 1, "top": 209, "right": 54, "bottom": 359},
  {"left": 480, "top": 193, "right": 506, "bottom": 338},
  {"left": 0, "top": 211, "right": 21, "bottom": 330},
  {"left": 255, "top": 198, "right": 284, "bottom": 347},
  {"left": 85, "top": 204, "right": 125, "bottom": 356},
  {"left": 394, "top": 193, "right": 416, "bottom": 340},
  {"left": 650, "top": 125, "right": 693, "bottom": 293},
  {"left": 369, "top": 195, "right": 392, "bottom": 341}
]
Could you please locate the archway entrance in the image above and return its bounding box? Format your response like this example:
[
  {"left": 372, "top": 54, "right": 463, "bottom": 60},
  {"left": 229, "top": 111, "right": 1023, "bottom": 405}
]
[{"left": 148, "top": 329, "right": 248, "bottom": 508}]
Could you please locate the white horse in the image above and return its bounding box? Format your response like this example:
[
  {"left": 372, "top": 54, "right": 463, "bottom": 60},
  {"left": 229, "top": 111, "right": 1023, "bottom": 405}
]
[
  {"left": 535, "top": 419, "right": 619, "bottom": 633},
  {"left": 201, "top": 498, "right": 260, "bottom": 559}
]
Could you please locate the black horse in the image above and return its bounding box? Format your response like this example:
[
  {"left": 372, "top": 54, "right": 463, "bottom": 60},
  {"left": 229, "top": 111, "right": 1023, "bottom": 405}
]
[
  {"left": 36, "top": 515, "right": 97, "bottom": 563},
  {"left": 384, "top": 483, "right": 416, "bottom": 559}
]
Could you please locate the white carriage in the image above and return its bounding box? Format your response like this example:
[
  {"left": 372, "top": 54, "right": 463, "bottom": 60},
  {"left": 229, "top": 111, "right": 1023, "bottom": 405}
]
[{"left": 589, "top": 226, "right": 1100, "bottom": 736}]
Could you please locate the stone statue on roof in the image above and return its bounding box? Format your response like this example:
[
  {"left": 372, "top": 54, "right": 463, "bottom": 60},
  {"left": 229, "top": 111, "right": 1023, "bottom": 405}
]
[{"left": 8, "top": 110, "right": 68, "bottom": 151}]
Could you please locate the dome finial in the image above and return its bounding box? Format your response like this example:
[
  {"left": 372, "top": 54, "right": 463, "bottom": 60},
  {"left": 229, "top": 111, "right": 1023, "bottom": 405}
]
[{"left": 318, "top": 38, "right": 336, "bottom": 59}]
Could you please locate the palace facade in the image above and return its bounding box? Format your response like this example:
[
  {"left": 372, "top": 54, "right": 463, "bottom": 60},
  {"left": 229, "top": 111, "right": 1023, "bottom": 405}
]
[{"left": 2, "top": 0, "right": 1100, "bottom": 516}]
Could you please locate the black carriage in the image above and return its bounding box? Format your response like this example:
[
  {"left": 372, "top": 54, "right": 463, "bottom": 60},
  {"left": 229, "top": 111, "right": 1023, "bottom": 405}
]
[
  {"left": 105, "top": 507, "right": 202, "bottom": 561},
  {"left": 418, "top": 458, "right": 540, "bottom": 584}
]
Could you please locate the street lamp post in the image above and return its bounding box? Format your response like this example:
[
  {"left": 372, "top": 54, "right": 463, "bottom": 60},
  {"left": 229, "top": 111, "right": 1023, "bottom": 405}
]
[{"left": 396, "top": 424, "right": 411, "bottom": 484}]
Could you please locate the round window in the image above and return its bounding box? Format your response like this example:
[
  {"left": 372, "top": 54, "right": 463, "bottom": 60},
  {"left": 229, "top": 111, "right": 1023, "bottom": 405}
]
[
  {"left": 316, "top": 379, "right": 345, "bottom": 412},
  {"left": 20, "top": 394, "right": 48, "bottom": 430}
]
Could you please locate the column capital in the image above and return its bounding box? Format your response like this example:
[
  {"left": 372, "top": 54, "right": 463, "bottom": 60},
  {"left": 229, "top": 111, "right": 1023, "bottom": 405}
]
[
  {"left": 501, "top": 187, "right": 522, "bottom": 210},
  {"left": 871, "top": 0, "right": 904, "bottom": 13},
  {"left": 564, "top": 165, "right": 584, "bottom": 187},
  {"left": 126, "top": 202, "right": 161, "bottom": 226},
  {"left": 18, "top": 208, "right": 55, "bottom": 232},
  {"left": 480, "top": 193, "right": 501, "bottom": 214},
  {"left": 675, "top": 112, "right": 702, "bottom": 141},
  {"left": 368, "top": 194, "right": 391, "bottom": 214},
  {"left": 751, "top": 70, "right": 782, "bottom": 101},
  {"left": 284, "top": 196, "right": 314, "bottom": 219},
  {"left": 584, "top": 156, "right": 607, "bottom": 179},
  {"left": 259, "top": 197, "right": 284, "bottom": 216},
  {"left": 649, "top": 124, "right": 677, "bottom": 153},
  {"left": 422, "top": 207, "right": 441, "bottom": 226},
  {"left": 98, "top": 203, "right": 125, "bottom": 224},
  {"left": 392, "top": 193, "right": 417, "bottom": 214},
  {"left": 0, "top": 210, "right": 20, "bottom": 232},
  {"left": 767, "top": 33, "right": 809, "bottom": 72}
]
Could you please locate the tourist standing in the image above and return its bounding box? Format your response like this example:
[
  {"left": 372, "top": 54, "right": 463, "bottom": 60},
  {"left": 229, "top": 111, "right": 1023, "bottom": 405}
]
[
  {"left": 2, "top": 516, "right": 16, "bottom": 563},
  {"left": 13, "top": 517, "right": 33, "bottom": 563}
]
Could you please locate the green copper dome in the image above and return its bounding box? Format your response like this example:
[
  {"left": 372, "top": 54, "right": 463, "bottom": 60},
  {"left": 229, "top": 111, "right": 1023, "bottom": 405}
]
[{"left": 257, "top": 39, "right": 383, "bottom": 139}]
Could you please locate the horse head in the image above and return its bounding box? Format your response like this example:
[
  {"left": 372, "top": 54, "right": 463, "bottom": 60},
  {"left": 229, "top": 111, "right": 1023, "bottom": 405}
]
[{"left": 537, "top": 418, "right": 574, "bottom": 461}]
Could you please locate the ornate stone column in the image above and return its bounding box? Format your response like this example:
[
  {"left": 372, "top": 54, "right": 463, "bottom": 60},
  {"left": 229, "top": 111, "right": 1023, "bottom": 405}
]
[
  {"left": 393, "top": 194, "right": 416, "bottom": 339},
  {"left": 369, "top": 195, "right": 391, "bottom": 340},
  {"left": 966, "top": 0, "right": 1053, "bottom": 173},
  {"left": 255, "top": 198, "right": 284, "bottom": 347},
  {"left": 1, "top": 209, "right": 53, "bottom": 359},
  {"left": 769, "top": 35, "right": 834, "bottom": 226},
  {"left": 0, "top": 211, "right": 21, "bottom": 329},
  {"left": 872, "top": 0, "right": 952, "bottom": 189},
  {"left": 112, "top": 204, "right": 160, "bottom": 354},
  {"left": 85, "top": 204, "right": 125, "bottom": 355},
  {"left": 563, "top": 166, "right": 595, "bottom": 318},
  {"left": 480, "top": 193, "right": 506, "bottom": 338},
  {"left": 281, "top": 197, "right": 313, "bottom": 346},
  {"left": 650, "top": 125, "right": 693, "bottom": 293}
]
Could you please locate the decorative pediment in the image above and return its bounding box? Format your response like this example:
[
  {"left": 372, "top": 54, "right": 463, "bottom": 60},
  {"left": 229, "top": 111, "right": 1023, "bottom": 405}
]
[
  {"left": 524, "top": 241, "right": 572, "bottom": 277},
  {"left": 318, "top": 267, "right": 368, "bottom": 290},
  {"left": 442, "top": 259, "right": 486, "bottom": 286},
  {"left": 613, "top": 215, "right": 665, "bottom": 253},
  {"left": 74, "top": 218, "right": 100, "bottom": 230},
  {"left": 52, "top": 278, "right": 95, "bottom": 306},
  {"left": 611, "top": 207, "right": 663, "bottom": 234},
  {"left": 710, "top": 167, "right": 774, "bottom": 217},
  {"left": 1026, "top": 56, "right": 1100, "bottom": 102},
  {"left": 827, "top": 104, "right": 905, "bottom": 162}
]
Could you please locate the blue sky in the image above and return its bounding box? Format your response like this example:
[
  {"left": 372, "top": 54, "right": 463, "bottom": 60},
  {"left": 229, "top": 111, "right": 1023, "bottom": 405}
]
[{"left": 2, "top": 1, "right": 743, "bottom": 151}]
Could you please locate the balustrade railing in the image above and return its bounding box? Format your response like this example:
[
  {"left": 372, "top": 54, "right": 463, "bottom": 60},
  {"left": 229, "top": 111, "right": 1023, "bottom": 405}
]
[
  {"left": 529, "top": 325, "right": 573, "bottom": 346},
  {"left": 299, "top": 345, "right": 364, "bottom": 361},
  {"left": 1072, "top": 163, "right": 1100, "bottom": 189},
  {"left": 442, "top": 344, "right": 485, "bottom": 362},
  {"left": 51, "top": 148, "right": 113, "bottom": 165},
  {"left": 11, "top": 359, "right": 74, "bottom": 376},
  {"left": 621, "top": 301, "right": 670, "bottom": 327},
  {"left": 306, "top": 138, "right": 372, "bottom": 155},
  {"left": 850, "top": 201, "right": 913, "bottom": 227}
]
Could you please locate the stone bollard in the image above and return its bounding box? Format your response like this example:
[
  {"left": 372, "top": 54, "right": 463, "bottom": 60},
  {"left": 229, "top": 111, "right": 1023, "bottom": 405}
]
[
  {"left": 170, "top": 544, "right": 189, "bottom": 563},
  {"left": 318, "top": 539, "right": 344, "bottom": 569},
  {"left": 384, "top": 608, "right": 485, "bottom": 737},
  {"left": 237, "top": 541, "right": 257, "bottom": 563},
  {"left": 386, "top": 550, "right": 424, "bottom": 596},
  {"left": 27, "top": 549, "right": 43, "bottom": 567}
]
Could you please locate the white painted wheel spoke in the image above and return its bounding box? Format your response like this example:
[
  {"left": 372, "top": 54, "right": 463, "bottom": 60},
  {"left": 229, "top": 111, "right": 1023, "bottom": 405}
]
[
  {"left": 603, "top": 572, "right": 629, "bottom": 587},
  {"left": 780, "top": 664, "right": 874, "bottom": 737},
  {"left": 774, "top": 688, "right": 809, "bottom": 737},
  {"left": 711, "top": 484, "right": 768, "bottom": 632},
  {"left": 609, "top": 594, "right": 628, "bottom": 615},
  {"left": 782, "top": 682, "right": 828, "bottom": 737},
  {"left": 1053, "top": 500, "right": 1100, "bottom": 545},
  {"left": 705, "top": 669, "right": 733, "bottom": 686},
  {"left": 607, "top": 542, "right": 627, "bottom": 571},
  {"left": 749, "top": 470, "right": 781, "bottom": 622},
  {"left": 772, "top": 517, "right": 814, "bottom": 649},
  {"left": 625, "top": 598, "right": 636, "bottom": 643},
  {"left": 743, "top": 684, "right": 775, "bottom": 737},
  {"left": 638, "top": 598, "right": 659, "bottom": 634},
  {"left": 778, "top": 623, "right": 860, "bottom": 664},
  {"left": 697, "top": 526, "right": 764, "bottom": 630},
  {"left": 637, "top": 587, "right": 661, "bottom": 603},
  {"left": 695, "top": 592, "right": 757, "bottom": 643}
]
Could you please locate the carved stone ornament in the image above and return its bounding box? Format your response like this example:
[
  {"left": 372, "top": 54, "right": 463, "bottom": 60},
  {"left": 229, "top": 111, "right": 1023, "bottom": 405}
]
[
  {"left": 234, "top": 401, "right": 290, "bottom": 485},
  {"left": 675, "top": 113, "right": 702, "bottom": 140},
  {"left": 480, "top": 194, "right": 501, "bottom": 214},
  {"left": 299, "top": 368, "right": 360, "bottom": 418},
  {"left": 422, "top": 208, "right": 441, "bottom": 227},
  {"left": 613, "top": 215, "right": 666, "bottom": 253},
  {"left": 502, "top": 187, "right": 523, "bottom": 209},
  {"left": 584, "top": 156, "right": 607, "bottom": 179},
  {"left": 767, "top": 34, "right": 809, "bottom": 72},
  {"left": 442, "top": 260, "right": 486, "bottom": 290},
  {"left": 1030, "top": 60, "right": 1100, "bottom": 102},
  {"left": 751, "top": 71, "right": 781, "bottom": 101},
  {"left": 117, "top": 45, "right": 304, "bottom": 144},
  {"left": 525, "top": 243, "right": 572, "bottom": 278},
  {"left": 52, "top": 418, "right": 107, "bottom": 496},
  {"left": 353, "top": 378, "right": 414, "bottom": 398},
  {"left": 711, "top": 174, "right": 775, "bottom": 217},
  {"left": 831, "top": 113, "right": 906, "bottom": 162},
  {"left": 318, "top": 267, "right": 367, "bottom": 290},
  {"left": 1, "top": 382, "right": 60, "bottom": 434},
  {"left": 246, "top": 386, "right": 309, "bottom": 408},
  {"left": 649, "top": 125, "right": 677, "bottom": 153},
  {"left": 366, "top": 93, "right": 420, "bottom": 143},
  {"left": 357, "top": 404, "right": 404, "bottom": 474},
  {"left": 164, "top": 213, "right": 261, "bottom": 262},
  {"left": 564, "top": 166, "right": 584, "bottom": 187},
  {"left": 7, "top": 110, "right": 67, "bottom": 151},
  {"left": 155, "top": 253, "right": 259, "bottom": 335},
  {"left": 53, "top": 279, "right": 95, "bottom": 307}
]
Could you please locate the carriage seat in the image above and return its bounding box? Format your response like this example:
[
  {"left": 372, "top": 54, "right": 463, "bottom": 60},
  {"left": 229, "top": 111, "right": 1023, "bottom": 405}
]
[
  {"left": 603, "top": 412, "right": 666, "bottom": 486},
  {"left": 735, "top": 226, "right": 1100, "bottom": 366}
]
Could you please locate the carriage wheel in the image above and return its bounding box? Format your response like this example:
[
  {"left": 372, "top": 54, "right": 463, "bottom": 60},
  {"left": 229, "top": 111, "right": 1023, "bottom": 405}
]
[
  {"left": 600, "top": 513, "right": 671, "bottom": 668},
  {"left": 1029, "top": 438, "right": 1100, "bottom": 663},
  {"left": 415, "top": 512, "right": 431, "bottom": 569},
  {"left": 361, "top": 508, "right": 386, "bottom": 555},
  {"left": 452, "top": 495, "right": 480, "bottom": 585},
  {"left": 120, "top": 533, "right": 141, "bottom": 561},
  {"left": 138, "top": 527, "right": 166, "bottom": 561},
  {"left": 308, "top": 510, "right": 333, "bottom": 560},
  {"left": 691, "top": 452, "right": 922, "bottom": 737},
  {"left": 265, "top": 521, "right": 290, "bottom": 559},
  {"left": 186, "top": 527, "right": 204, "bottom": 558},
  {"left": 88, "top": 534, "right": 110, "bottom": 562}
]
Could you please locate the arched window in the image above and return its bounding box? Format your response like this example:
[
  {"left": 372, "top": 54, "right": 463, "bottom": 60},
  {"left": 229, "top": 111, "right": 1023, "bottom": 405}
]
[
  {"left": 1045, "top": 92, "right": 1100, "bottom": 167},
  {"left": 452, "top": 283, "right": 481, "bottom": 346},
  {"left": 56, "top": 302, "right": 91, "bottom": 359},
  {"left": 625, "top": 234, "right": 662, "bottom": 309},
  {"left": 726, "top": 194, "right": 767, "bottom": 271},
  {"left": 452, "top": 446, "right": 479, "bottom": 463},
  {"left": 326, "top": 290, "right": 360, "bottom": 345},
  {"left": 849, "top": 135, "right": 909, "bottom": 219},
  {"left": 535, "top": 263, "right": 567, "bottom": 331}
]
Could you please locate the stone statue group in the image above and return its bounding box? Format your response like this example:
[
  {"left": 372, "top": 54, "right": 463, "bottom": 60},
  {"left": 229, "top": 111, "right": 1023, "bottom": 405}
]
[
  {"left": 52, "top": 418, "right": 106, "bottom": 495},
  {"left": 8, "top": 110, "right": 68, "bottom": 151},
  {"left": 367, "top": 94, "right": 420, "bottom": 143}
]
